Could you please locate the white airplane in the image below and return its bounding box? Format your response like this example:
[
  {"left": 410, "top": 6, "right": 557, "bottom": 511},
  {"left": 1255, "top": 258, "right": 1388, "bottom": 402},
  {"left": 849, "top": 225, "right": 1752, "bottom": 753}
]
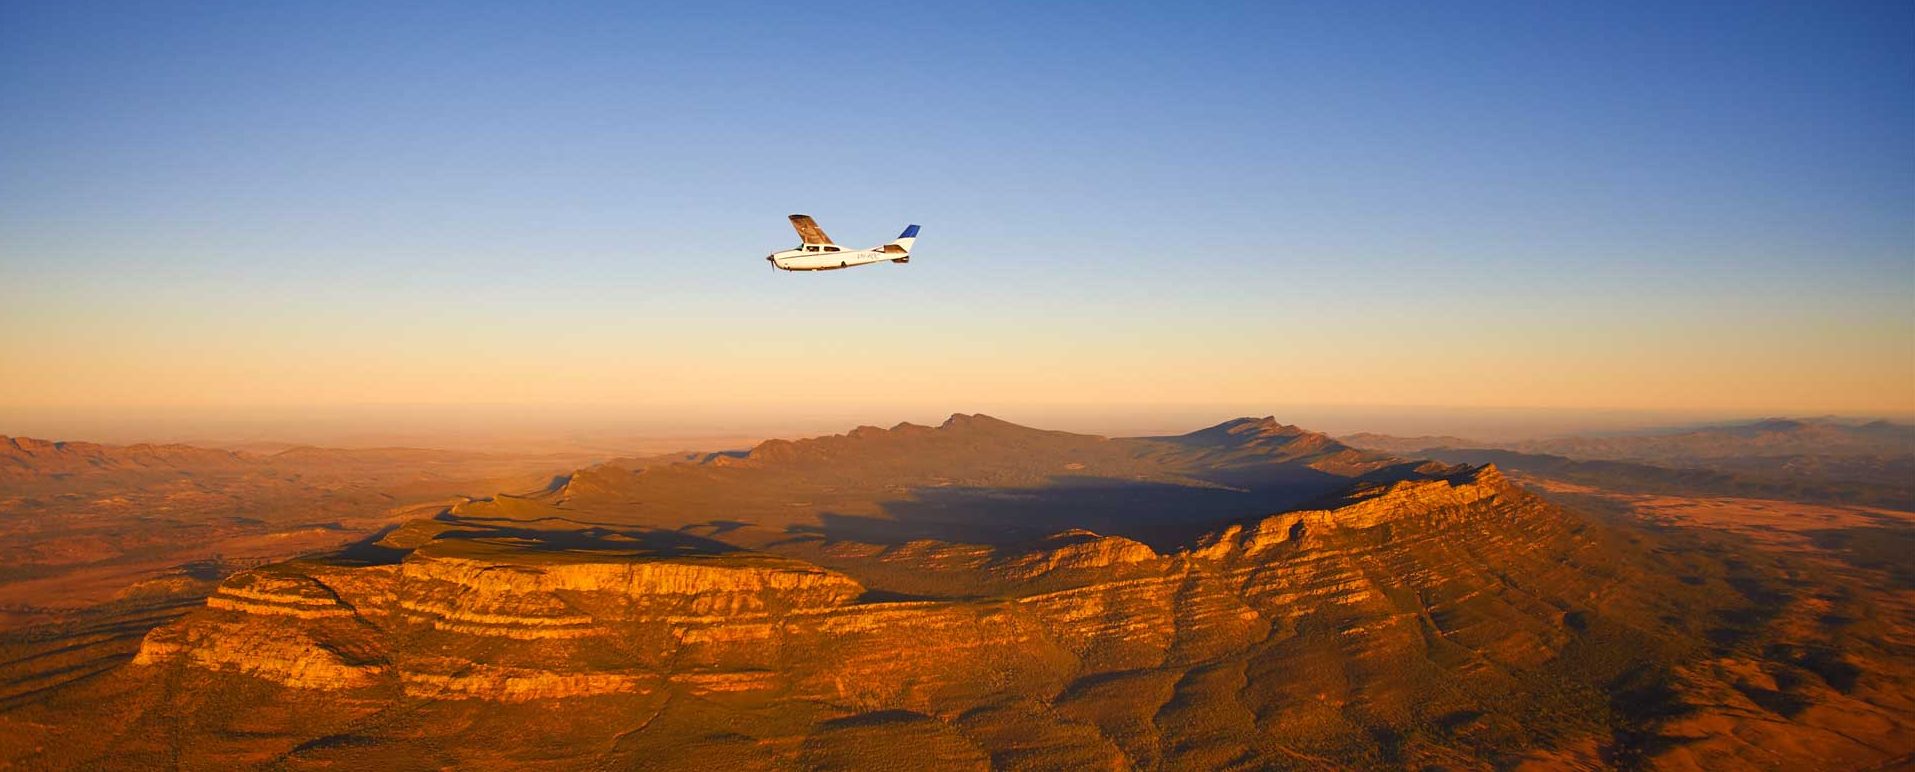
[{"left": 767, "top": 215, "right": 919, "bottom": 271}]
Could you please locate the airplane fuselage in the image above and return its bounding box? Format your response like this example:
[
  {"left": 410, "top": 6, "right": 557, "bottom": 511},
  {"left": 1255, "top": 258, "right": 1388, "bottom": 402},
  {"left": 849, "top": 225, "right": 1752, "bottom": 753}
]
[
  {"left": 766, "top": 217, "right": 917, "bottom": 271},
  {"left": 767, "top": 245, "right": 907, "bottom": 271}
]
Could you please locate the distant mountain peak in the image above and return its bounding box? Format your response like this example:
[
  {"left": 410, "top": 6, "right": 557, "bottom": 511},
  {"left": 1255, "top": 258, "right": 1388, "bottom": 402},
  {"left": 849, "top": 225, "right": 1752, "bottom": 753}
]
[
  {"left": 1, "top": 435, "right": 247, "bottom": 475},
  {"left": 1218, "top": 416, "right": 1283, "bottom": 431},
  {"left": 939, "top": 413, "right": 1021, "bottom": 431},
  {"left": 1175, "top": 416, "right": 1327, "bottom": 447}
]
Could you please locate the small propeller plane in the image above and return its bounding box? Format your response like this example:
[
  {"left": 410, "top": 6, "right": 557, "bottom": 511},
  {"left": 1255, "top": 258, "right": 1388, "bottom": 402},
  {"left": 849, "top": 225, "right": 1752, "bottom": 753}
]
[{"left": 767, "top": 215, "right": 919, "bottom": 271}]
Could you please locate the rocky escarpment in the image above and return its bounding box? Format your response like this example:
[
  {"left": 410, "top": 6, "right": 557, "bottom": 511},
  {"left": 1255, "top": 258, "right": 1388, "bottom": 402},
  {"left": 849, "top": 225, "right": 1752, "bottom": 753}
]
[
  {"left": 992, "top": 529, "right": 1159, "bottom": 580},
  {"left": 1192, "top": 464, "right": 1506, "bottom": 559},
  {"left": 138, "top": 536, "right": 866, "bottom": 700},
  {"left": 102, "top": 453, "right": 1905, "bottom": 769},
  {"left": 137, "top": 465, "right": 1532, "bottom": 706}
]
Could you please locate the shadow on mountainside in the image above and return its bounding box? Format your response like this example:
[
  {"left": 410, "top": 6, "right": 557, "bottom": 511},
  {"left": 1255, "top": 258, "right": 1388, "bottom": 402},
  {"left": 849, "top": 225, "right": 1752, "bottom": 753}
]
[
  {"left": 328, "top": 517, "right": 741, "bottom": 565},
  {"left": 803, "top": 473, "right": 1354, "bottom": 551},
  {"left": 799, "top": 453, "right": 1460, "bottom": 551},
  {"left": 431, "top": 523, "right": 742, "bottom": 555}
]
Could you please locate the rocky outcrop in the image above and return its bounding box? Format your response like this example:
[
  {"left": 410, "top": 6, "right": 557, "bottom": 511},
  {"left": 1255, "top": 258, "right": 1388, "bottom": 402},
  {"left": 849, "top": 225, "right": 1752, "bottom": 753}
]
[
  {"left": 203, "top": 566, "right": 362, "bottom": 619},
  {"left": 135, "top": 536, "right": 870, "bottom": 700},
  {"left": 1191, "top": 463, "right": 1508, "bottom": 559},
  {"left": 993, "top": 529, "right": 1159, "bottom": 580},
  {"left": 135, "top": 463, "right": 1519, "bottom": 704},
  {"left": 395, "top": 542, "right": 862, "bottom": 640},
  {"left": 133, "top": 616, "right": 389, "bottom": 690}
]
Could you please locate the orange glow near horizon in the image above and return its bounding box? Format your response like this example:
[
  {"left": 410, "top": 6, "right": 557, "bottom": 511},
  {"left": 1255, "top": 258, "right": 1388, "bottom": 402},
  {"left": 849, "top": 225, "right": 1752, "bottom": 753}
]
[{"left": 2, "top": 270, "right": 1909, "bottom": 429}]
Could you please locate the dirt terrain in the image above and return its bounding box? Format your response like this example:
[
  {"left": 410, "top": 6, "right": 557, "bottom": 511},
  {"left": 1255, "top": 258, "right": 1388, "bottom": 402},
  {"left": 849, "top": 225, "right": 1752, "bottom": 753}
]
[{"left": 0, "top": 418, "right": 1910, "bottom": 769}]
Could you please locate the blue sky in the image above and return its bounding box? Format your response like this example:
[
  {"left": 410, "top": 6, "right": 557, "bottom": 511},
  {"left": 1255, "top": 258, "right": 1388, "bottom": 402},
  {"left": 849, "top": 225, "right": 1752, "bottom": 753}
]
[{"left": 1, "top": 1, "right": 1911, "bottom": 440}]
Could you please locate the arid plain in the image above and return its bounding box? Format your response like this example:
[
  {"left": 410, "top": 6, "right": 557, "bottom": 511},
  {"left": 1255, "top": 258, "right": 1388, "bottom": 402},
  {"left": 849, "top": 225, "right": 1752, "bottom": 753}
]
[{"left": 1, "top": 415, "right": 1909, "bottom": 769}]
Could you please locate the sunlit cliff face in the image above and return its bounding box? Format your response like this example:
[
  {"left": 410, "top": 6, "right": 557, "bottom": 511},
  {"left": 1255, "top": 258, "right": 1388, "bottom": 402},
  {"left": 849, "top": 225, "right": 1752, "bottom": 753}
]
[{"left": 131, "top": 466, "right": 1521, "bottom": 702}]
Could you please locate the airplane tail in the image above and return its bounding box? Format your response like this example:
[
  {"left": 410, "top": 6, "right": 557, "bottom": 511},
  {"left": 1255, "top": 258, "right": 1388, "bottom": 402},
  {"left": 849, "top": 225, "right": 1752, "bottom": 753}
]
[{"left": 881, "top": 225, "right": 919, "bottom": 260}]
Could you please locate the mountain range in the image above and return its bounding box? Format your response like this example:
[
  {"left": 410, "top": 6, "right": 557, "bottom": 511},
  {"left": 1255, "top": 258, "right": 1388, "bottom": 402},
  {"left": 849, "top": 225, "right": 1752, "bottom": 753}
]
[
  {"left": 1345, "top": 417, "right": 1915, "bottom": 510},
  {"left": 1, "top": 415, "right": 1908, "bottom": 768}
]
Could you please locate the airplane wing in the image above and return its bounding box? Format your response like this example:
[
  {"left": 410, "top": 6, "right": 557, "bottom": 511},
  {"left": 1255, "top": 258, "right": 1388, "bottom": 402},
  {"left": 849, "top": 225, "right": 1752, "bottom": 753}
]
[{"left": 788, "top": 214, "right": 835, "bottom": 245}]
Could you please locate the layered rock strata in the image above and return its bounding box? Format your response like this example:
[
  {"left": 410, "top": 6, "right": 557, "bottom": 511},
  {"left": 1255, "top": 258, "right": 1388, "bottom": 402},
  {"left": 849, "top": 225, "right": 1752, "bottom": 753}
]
[{"left": 136, "top": 466, "right": 1524, "bottom": 703}]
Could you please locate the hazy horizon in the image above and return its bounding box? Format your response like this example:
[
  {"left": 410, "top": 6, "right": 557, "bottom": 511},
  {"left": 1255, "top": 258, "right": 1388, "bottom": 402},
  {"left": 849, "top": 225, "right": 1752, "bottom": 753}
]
[{"left": 4, "top": 401, "right": 1909, "bottom": 454}]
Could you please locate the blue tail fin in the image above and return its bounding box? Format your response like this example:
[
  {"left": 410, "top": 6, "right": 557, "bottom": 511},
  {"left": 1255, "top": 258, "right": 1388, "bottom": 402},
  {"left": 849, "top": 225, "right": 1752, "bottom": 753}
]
[{"left": 884, "top": 225, "right": 919, "bottom": 254}]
